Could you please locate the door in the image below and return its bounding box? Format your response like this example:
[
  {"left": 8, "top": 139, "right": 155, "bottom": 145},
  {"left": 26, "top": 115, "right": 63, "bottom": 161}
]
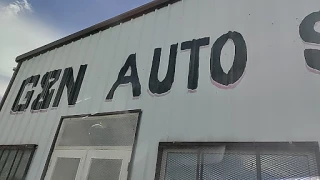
[
  {"left": 45, "top": 150, "right": 87, "bottom": 180},
  {"left": 81, "top": 150, "right": 131, "bottom": 180},
  {"left": 45, "top": 150, "right": 131, "bottom": 180}
]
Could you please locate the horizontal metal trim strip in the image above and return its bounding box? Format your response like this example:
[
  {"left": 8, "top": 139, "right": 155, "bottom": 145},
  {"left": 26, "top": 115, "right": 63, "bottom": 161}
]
[{"left": 15, "top": 0, "right": 181, "bottom": 63}]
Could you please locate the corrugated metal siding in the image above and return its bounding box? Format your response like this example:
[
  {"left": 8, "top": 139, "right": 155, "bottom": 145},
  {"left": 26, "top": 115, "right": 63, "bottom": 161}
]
[{"left": 1, "top": 0, "right": 320, "bottom": 179}]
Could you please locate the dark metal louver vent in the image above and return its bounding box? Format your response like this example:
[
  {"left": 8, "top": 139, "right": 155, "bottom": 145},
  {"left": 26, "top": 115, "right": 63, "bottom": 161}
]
[{"left": 0, "top": 145, "right": 37, "bottom": 180}]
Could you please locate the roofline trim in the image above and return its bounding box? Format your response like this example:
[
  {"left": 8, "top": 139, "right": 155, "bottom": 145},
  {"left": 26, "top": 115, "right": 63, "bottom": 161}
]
[{"left": 16, "top": 0, "right": 181, "bottom": 63}]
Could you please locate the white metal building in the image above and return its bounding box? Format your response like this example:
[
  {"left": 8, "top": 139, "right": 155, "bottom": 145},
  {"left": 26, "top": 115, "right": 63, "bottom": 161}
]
[{"left": 1, "top": 0, "right": 320, "bottom": 179}]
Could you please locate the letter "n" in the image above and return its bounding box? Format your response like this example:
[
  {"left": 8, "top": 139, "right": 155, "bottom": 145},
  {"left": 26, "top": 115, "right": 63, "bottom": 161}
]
[{"left": 52, "top": 64, "right": 88, "bottom": 107}]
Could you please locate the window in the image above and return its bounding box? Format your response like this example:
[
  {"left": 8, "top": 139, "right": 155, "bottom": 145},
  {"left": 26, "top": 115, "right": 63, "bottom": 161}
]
[
  {"left": 44, "top": 111, "right": 140, "bottom": 180},
  {"left": 155, "top": 142, "right": 320, "bottom": 180},
  {"left": 0, "top": 144, "right": 37, "bottom": 180}
]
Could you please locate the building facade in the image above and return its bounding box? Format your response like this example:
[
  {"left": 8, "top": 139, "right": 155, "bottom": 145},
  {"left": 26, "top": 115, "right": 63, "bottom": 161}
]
[{"left": 1, "top": 0, "right": 320, "bottom": 179}]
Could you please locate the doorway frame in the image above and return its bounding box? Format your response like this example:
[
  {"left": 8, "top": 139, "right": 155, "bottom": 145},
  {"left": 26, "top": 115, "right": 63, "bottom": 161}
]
[{"left": 40, "top": 109, "right": 142, "bottom": 180}]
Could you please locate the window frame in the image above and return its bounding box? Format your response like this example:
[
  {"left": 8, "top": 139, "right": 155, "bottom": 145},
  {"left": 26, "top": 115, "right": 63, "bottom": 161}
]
[
  {"left": 154, "top": 142, "right": 320, "bottom": 180},
  {"left": 0, "top": 144, "right": 37, "bottom": 180}
]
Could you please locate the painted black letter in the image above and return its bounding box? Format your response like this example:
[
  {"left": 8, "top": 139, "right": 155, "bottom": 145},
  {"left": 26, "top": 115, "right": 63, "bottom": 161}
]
[
  {"left": 181, "top": 37, "right": 210, "bottom": 90},
  {"left": 31, "top": 69, "right": 61, "bottom": 110},
  {"left": 106, "top": 54, "right": 141, "bottom": 100},
  {"left": 52, "top": 65, "right": 87, "bottom": 107},
  {"left": 210, "top": 31, "right": 247, "bottom": 88},
  {"left": 299, "top": 11, "right": 320, "bottom": 72},
  {"left": 11, "top": 75, "right": 40, "bottom": 112},
  {"left": 149, "top": 44, "right": 178, "bottom": 95}
]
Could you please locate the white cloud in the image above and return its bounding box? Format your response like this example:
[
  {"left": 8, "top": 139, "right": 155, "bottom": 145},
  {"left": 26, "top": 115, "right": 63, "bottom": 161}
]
[
  {"left": 2, "top": 0, "right": 32, "bottom": 16},
  {"left": 0, "top": 0, "right": 61, "bottom": 96}
]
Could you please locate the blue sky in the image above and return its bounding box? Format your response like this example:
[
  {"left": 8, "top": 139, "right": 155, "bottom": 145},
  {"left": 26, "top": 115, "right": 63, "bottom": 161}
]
[
  {"left": 30, "top": 0, "right": 151, "bottom": 35},
  {"left": 0, "top": 0, "right": 151, "bottom": 97}
]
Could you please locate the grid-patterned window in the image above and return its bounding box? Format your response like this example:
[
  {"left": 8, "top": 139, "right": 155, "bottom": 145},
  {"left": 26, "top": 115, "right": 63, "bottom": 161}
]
[
  {"left": 0, "top": 144, "right": 37, "bottom": 180},
  {"left": 57, "top": 113, "right": 138, "bottom": 147},
  {"left": 155, "top": 142, "right": 320, "bottom": 180}
]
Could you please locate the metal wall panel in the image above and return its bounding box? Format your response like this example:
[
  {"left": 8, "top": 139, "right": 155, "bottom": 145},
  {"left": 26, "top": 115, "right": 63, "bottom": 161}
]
[{"left": 1, "top": 0, "right": 320, "bottom": 179}]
